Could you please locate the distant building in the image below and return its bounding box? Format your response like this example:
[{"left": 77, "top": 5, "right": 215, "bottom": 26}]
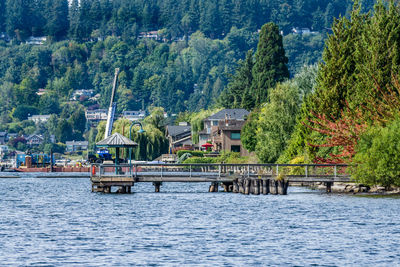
[
  {"left": 0, "top": 145, "right": 8, "bottom": 154},
  {"left": 292, "top": 27, "right": 312, "bottom": 35},
  {"left": 36, "top": 89, "right": 47, "bottom": 96},
  {"left": 28, "top": 115, "right": 51, "bottom": 124},
  {"left": 166, "top": 124, "right": 192, "bottom": 153},
  {"left": 138, "top": 31, "right": 166, "bottom": 42},
  {"left": 122, "top": 110, "right": 146, "bottom": 121},
  {"left": 0, "top": 32, "right": 10, "bottom": 42},
  {"left": 85, "top": 109, "right": 107, "bottom": 121},
  {"left": 70, "top": 89, "right": 94, "bottom": 101},
  {"left": 0, "top": 132, "right": 7, "bottom": 145},
  {"left": 26, "top": 134, "right": 44, "bottom": 146},
  {"left": 26, "top": 36, "right": 47, "bottom": 45},
  {"left": 66, "top": 141, "right": 89, "bottom": 152}
]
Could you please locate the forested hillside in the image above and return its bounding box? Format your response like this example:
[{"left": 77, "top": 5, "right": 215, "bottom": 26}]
[{"left": 0, "top": 0, "right": 373, "bottom": 41}]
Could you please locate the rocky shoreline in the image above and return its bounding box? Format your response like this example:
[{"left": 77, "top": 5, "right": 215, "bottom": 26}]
[{"left": 308, "top": 182, "right": 400, "bottom": 194}]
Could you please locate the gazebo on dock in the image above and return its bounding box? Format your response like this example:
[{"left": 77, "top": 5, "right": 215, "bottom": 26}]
[{"left": 96, "top": 132, "right": 137, "bottom": 165}]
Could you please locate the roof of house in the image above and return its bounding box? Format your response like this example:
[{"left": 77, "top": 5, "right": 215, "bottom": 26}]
[
  {"left": 26, "top": 134, "right": 44, "bottom": 140},
  {"left": 218, "top": 120, "right": 246, "bottom": 131},
  {"left": 166, "top": 125, "right": 191, "bottom": 137},
  {"left": 206, "top": 109, "right": 249, "bottom": 121},
  {"left": 96, "top": 133, "right": 137, "bottom": 148},
  {"left": 66, "top": 141, "right": 89, "bottom": 146}
]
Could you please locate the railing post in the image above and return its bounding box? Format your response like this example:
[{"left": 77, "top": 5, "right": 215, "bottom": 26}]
[
  {"left": 135, "top": 164, "right": 137, "bottom": 178},
  {"left": 190, "top": 164, "right": 192, "bottom": 178},
  {"left": 161, "top": 164, "right": 163, "bottom": 178},
  {"left": 334, "top": 165, "right": 337, "bottom": 178},
  {"left": 276, "top": 165, "right": 279, "bottom": 176},
  {"left": 305, "top": 165, "right": 308, "bottom": 177},
  {"left": 247, "top": 164, "right": 250, "bottom": 178},
  {"left": 218, "top": 164, "right": 221, "bottom": 178}
]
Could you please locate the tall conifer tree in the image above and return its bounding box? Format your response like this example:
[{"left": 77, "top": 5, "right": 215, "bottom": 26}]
[{"left": 251, "top": 22, "right": 289, "bottom": 106}]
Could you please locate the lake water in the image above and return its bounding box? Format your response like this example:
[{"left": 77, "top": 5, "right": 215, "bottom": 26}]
[{"left": 0, "top": 174, "right": 399, "bottom": 266}]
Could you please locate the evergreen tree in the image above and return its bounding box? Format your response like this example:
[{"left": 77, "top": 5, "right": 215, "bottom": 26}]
[
  {"left": 0, "top": 0, "right": 5, "bottom": 32},
  {"left": 218, "top": 49, "right": 254, "bottom": 109},
  {"left": 45, "top": 0, "right": 69, "bottom": 40},
  {"left": 5, "top": 0, "right": 30, "bottom": 39},
  {"left": 251, "top": 22, "right": 289, "bottom": 106},
  {"left": 312, "top": 3, "right": 367, "bottom": 119}
]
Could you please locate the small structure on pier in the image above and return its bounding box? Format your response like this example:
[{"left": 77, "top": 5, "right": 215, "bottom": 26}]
[{"left": 92, "top": 132, "right": 137, "bottom": 193}]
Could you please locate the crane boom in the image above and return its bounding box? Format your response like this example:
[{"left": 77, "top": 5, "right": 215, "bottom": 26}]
[{"left": 104, "top": 68, "right": 120, "bottom": 139}]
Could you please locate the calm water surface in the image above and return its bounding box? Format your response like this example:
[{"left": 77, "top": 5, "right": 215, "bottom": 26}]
[{"left": 0, "top": 174, "right": 399, "bottom": 266}]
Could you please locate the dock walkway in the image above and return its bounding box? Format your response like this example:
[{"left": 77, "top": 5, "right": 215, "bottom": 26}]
[{"left": 91, "top": 163, "right": 351, "bottom": 194}]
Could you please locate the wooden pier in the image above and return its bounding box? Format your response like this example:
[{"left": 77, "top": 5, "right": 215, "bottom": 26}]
[{"left": 90, "top": 163, "right": 351, "bottom": 195}]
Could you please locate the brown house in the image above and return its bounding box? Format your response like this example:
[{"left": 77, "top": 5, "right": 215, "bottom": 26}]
[
  {"left": 199, "top": 109, "right": 250, "bottom": 156},
  {"left": 211, "top": 119, "right": 250, "bottom": 156}
]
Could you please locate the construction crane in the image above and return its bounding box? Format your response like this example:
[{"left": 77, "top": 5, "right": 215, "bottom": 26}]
[{"left": 104, "top": 68, "right": 120, "bottom": 139}]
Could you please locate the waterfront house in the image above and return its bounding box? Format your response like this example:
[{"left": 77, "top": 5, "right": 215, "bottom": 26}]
[
  {"left": 166, "top": 123, "right": 192, "bottom": 153},
  {"left": 66, "top": 141, "right": 89, "bottom": 152},
  {"left": 199, "top": 109, "right": 250, "bottom": 156}
]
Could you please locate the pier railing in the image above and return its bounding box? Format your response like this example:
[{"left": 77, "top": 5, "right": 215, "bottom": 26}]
[{"left": 91, "top": 163, "right": 350, "bottom": 182}]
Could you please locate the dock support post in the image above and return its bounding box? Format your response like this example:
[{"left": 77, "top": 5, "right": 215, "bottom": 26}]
[
  {"left": 326, "top": 182, "right": 332, "bottom": 193},
  {"left": 153, "top": 182, "right": 161, "bottom": 192},
  {"left": 209, "top": 182, "right": 218, "bottom": 192},
  {"left": 238, "top": 178, "right": 244, "bottom": 194},
  {"left": 252, "top": 179, "right": 260, "bottom": 195},
  {"left": 233, "top": 180, "right": 239, "bottom": 193},
  {"left": 270, "top": 180, "right": 278, "bottom": 195},
  {"left": 277, "top": 180, "right": 289, "bottom": 195},
  {"left": 244, "top": 179, "right": 250, "bottom": 195}
]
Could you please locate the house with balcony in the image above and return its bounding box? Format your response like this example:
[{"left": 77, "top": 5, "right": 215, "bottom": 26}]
[
  {"left": 85, "top": 109, "right": 108, "bottom": 122},
  {"left": 122, "top": 110, "right": 146, "bottom": 122},
  {"left": 165, "top": 122, "right": 192, "bottom": 153},
  {"left": 199, "top": 109, "right": 250, "bottom": 156},
  {"left": 66, "top": 141, "right": 89, "bottom": 152}
]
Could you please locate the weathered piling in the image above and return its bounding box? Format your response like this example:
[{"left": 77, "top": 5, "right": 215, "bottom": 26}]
[
  {"left": 262, "top": 179, "right": 269, "bottom": 195},
  {"left": 244, "top": 179, "right": 250, "bottom": 195},
  {"left": 270, "top": 180, "right": 278, "bottom": 195},
  {"left": 209, "top": 182, "right": 219, "bottom": 192},
  {"left": 153, "top": 182, "right": 161, "bottom": 192},
  {"left": 252, "top": 179, "right": 260, "bottom": 195},
  {"left": 326, "top": 182, "right": 333, "bottom": 193},
  {"left": 238, "top": 178, "right": 244, "bottom": 194},
  {"left": 232, "top": 180, "right": 239, "bottom": 193},
  {"left": 277, "top": 180, "right": 289, "bottom": 195}
]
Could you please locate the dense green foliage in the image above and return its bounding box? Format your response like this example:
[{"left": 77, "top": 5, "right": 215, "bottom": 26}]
[
  {"left": 252, "top": 23, "right": 289, "bottom": 106},
  {"left": 351, "top": 117, "right": 400, "bottom": 188},
  {"left": 241, "top": 65, "right": 318, "bottom": 163},
  {"left": 0, "top": 0, "right": 369, "bottom": 41}
]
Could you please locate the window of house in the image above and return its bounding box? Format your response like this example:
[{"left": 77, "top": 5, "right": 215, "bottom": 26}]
[
  {"left": 212, "top": 121, "right": 218, "bottom": 126},
  {"left": 231, "top": 131, "right": 241, "bottom": 140},
  {"left": 231, "top": 145, "right": 241, "bottom": 153}
]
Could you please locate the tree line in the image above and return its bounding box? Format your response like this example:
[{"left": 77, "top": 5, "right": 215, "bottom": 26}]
[{"left": 0, "top": 0, "right": 374, "bottom": 41}]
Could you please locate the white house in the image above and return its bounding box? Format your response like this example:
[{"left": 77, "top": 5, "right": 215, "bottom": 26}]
[{"left": 28, "top": 115, "right": 51, "bottom": 124}]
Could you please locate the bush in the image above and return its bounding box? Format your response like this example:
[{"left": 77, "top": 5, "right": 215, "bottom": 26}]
[
  {"left": 177, "top": 150, "right": 204, "bottom": 158},
  {"left": 182, "top": 157, "right": 217, "bottom": 164},
  {"left": 352, "top": 118, "right": 400, "bottom": 188}
]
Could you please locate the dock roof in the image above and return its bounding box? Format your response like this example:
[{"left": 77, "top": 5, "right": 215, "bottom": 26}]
[{"left": 96, "top": 133, "right": 137, "bottom": 148}]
